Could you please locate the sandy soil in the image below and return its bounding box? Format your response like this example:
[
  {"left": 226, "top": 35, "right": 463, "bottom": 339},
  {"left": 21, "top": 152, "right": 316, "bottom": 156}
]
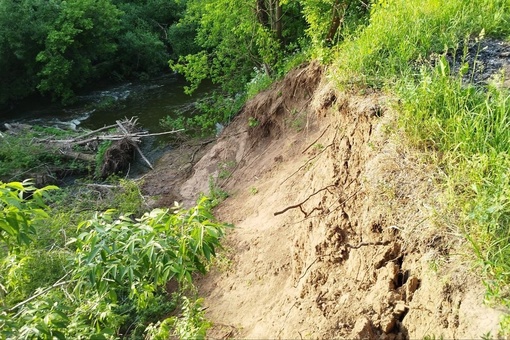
[{"left": 142, "top": 62, "right": 507, "bottom": 339}]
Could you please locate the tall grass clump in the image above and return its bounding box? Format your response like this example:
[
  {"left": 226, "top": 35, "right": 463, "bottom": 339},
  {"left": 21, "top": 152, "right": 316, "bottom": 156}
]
[
  {"left": 333, "top": 0, "right": 510, "bottom": 88},
  {"left": 398, "top": 53, "right": 510, "bottom": 329}
]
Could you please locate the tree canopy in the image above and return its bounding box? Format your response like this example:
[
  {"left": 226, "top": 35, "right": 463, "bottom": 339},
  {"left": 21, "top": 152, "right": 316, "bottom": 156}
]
[
  {"left": 170, "top": 0, "right": 369, "bottom": 94},
  {"left": 0, "top": 0, "right": 186, "bottom": 107},
  {"left": 0, "top": 0, "right": 369, "bottom": 109}
]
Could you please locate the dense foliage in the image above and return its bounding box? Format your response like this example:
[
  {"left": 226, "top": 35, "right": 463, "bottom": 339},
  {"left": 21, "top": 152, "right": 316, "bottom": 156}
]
[
  {"left": 0, "top": 0, "right": 371, "bottom": 108},
  {"left": 0, "top": 0, "right": 186, "bottom": 106},
  {"left": 170, "top": 0, "right": 369, "bottom": 94},
  {"left": 0, "top": 180, "right": 228, "bottom": 339}
]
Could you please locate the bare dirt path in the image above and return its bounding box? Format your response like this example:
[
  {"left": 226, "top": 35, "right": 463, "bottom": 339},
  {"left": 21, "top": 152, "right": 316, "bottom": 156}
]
[{"left": 143, "top": 62, "right": 505, "bottom": 339}]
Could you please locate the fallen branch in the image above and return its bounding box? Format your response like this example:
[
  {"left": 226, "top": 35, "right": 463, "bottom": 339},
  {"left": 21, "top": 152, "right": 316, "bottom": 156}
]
[
  {"left": 49, "top": 134, "right": 142, "bottom": 145},
  {"left": 9, "top": 116, "right": 178, "bottom": 179},
  {"left": 73, "top": 123, "right": 119, "bottom": 141},
  {"left": 285, "top": 179, "right": 359, "bottom": 225},
  {"left": 274, "top": 184, "right": 336, "bottom": 217},
  {"left": 301, "top": 124, "right": 331, "bottom": 154},
  {"left": 293, "top": 258, "right": 319, "bottom": 288},
  {"left": 8, "top": 275, "right": 71, "bottom": 313},
  {"left": 142, "top": 129, "right": 184, "bottom": 137},
  {"left": 59, "top": 149, "right": 96, "bottom": 162},
  {"left": 84, "top": 183, "right": 120, "bottom": 189}
]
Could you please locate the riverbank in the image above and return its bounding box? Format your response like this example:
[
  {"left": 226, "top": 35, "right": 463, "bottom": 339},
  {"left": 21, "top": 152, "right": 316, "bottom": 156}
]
[{"left": 142, "top": 59, "right": 508, "bottom": 338}]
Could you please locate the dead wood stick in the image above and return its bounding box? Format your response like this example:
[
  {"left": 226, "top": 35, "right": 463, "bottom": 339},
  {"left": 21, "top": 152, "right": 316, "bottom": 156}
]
[
  {"left": 59, "top": 149, "right": 96, "bottom": 162},
  {"left": 280, "top": 129, "right": 340, "bottom": 186},
  {"left": 8, "top": 274, "right": 71, "bottom": 312},
  {"left": 48, "top": 134, "right": 142, "bottom": 145},
  {"left": 301, "top": 124, "right": 331, "bottom": 154},
  {"left": 74, "top": 123, "right": 118, "bottom": 140},
  {"left": 116, "top": 120, "right": 154, "bottom": 170},
  {"left": 274, "top": 184, "right": 336, "bottom": 216},
  {"left": 294, "top": 258, "right": 319, "bottom": 288},
  {"left": 39, "top": 124, "right": 119, "bottom": 144},
  {"left": 285, "top": 179, "right": 359, "bottom": 225},
  {"left": 190, "top": 146, "right": 201, "bottom": 164},
  {"left": 85, "top": 183, "right": 120, "bottom": 189},
  {"left": 190, "top": 139, "right": 216, "bottom": 147},
  {"left": 142, "top": 129, "right": 184, "bottom": 137}
]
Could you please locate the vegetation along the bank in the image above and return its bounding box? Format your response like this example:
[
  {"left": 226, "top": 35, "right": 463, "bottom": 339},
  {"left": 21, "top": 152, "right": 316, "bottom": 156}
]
[
  {"left": 0, "top": 179, "right": 229, "bottom": 338},
  {"left": 1, "top": 0, "right": 510, "bottom": 337}
]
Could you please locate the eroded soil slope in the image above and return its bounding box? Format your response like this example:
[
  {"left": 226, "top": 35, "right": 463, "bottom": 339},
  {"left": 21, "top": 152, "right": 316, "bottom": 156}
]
[{"left": 145, "top": 62, "right": 505, "bottom": 339}]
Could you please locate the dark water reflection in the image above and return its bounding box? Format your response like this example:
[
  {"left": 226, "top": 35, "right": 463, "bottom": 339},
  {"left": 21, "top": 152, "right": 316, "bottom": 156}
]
[{"left": 1, "top": 74, "right": 215, "bottom": 134}]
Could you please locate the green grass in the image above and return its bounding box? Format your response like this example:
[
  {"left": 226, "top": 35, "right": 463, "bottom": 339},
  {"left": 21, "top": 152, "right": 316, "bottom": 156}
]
[
  {"left": 333, "top": 0, "right": 510, "bottom": 88},
  {"left": 398, "top": 58, "right": 510, "bottom": 314},
  {"left": 327, "top": 0, "right": 510, "bottom": 332},
  {"left": 0, "top": 127, "right": 89, "bottom": 181}
]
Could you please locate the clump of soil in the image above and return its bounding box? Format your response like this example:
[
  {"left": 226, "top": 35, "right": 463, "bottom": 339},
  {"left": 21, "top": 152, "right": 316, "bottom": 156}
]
[{"left": 144, "top": 61, "right": 506, "bottom": 338}]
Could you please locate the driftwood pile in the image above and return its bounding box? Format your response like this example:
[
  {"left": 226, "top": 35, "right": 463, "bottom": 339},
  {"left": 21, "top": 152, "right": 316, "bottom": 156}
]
[{"left": 5, "top": 117, "right": 182, "bottom": 179}]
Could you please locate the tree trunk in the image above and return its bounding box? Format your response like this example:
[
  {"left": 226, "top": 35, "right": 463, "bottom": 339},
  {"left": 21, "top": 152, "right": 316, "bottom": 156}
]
[
  {"left": 275, "top": 0, "right": 282, "bottom": 44},
  {"left": 325, "top": 0, "right": 346, "bottom": 46}
]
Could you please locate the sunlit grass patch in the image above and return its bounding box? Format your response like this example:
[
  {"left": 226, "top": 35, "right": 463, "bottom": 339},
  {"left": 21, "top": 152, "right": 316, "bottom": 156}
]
[
  {"left": 327, "top": 0, "right": 510, "bottom": 332},
  {"left": 398, "top": 56, "right": 510, "bottom": 328},
  {"left": 332, "top": 0, "right": 510, "bottom": 88}
]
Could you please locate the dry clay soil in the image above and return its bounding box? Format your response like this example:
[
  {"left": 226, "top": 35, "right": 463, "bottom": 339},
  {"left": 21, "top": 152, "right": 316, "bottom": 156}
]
[{"left": 142, "top": 62, "right": 507, "bottom": 339}]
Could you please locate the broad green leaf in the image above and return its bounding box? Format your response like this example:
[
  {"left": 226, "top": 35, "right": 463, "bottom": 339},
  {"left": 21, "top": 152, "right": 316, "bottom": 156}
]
[
  {"left": 86, "top": 244, "right": 102, "bottom": 263},
  {"left": 5, "top": 182, "right": 25, "bottom": 191}
]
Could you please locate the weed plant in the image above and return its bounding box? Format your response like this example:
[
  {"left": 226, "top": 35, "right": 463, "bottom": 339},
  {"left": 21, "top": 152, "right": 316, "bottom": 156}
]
[{"left": 0, "top": 179, "right": 227, "bottom": 339}]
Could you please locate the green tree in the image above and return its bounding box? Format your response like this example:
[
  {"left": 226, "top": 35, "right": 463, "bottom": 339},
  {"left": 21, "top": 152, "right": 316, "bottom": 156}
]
[
  {"left": 0, "top": 0, "right": 58, "bottom": 104},
  {"left": 0, "top": 0, "right": 187, "bottom": 107},
  {"left": 169, "top": 0, "right": 370, "bottom": 95},
  {"left": 0, "top": 0, "right": 122, "bottom": 105},
  {"left": 170, "top": 0, "right": 306, "bottom": 94},
  {"left": 113, "top": 0, "right": 185, "bottom": 79},
  {"left": 300, "top": 0, "right": 369, "bottom": 48},
  {"left": 35, "top": 0, "right": 122, "bottom": 102}
]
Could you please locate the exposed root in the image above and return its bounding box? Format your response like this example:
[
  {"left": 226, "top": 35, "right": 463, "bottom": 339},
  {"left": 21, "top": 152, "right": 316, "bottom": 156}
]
[{"left": 273, "top": 184, "right": 336, "bottom": 217}]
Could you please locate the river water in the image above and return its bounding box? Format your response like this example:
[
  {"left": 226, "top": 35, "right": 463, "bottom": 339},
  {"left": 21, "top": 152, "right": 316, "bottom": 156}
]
[
  {"left": 0, "top": 74, "right": 217, "bottom": 178},
  {"left": 1, "top": 73, "right": 215, "bottom": 135}
]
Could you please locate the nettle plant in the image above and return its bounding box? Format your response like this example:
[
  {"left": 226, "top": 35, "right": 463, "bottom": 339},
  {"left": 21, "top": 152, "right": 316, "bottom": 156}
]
[
  {"left": 1, "top": 180, "right": 229, "bottom": 339},
  {"left": 0, "top": 180, "right": 58, "bottom": 251},
  {"left": 71, "top": 197, "right": 227, "bottom": 308}
]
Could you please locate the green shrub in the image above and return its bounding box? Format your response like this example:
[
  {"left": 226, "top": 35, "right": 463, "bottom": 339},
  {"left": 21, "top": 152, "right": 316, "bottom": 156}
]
[
  {"left": 1, "top": 190, "right": 228, "bottom": 338},
  {"left": 160, "top": 92, "right": 244, "bottom": 137}
]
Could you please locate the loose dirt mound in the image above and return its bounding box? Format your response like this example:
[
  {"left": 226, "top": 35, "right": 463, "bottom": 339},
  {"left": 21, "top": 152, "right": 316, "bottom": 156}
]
[{"left": 147, "top": 62, "right": 505, "bottom": 338}]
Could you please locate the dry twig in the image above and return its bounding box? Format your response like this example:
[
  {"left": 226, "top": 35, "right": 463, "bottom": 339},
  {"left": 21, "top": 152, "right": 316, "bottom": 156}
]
[{"left": 274, "top": 184, "right": 336, "bottom": 217}]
